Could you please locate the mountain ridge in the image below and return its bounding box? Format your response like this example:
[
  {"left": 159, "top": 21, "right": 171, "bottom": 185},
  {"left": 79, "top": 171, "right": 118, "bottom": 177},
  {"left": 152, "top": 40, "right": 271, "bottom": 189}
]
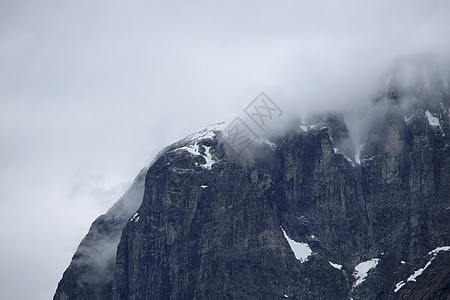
[{"left": 54, "top": 59, "right": 450, "bottom": 299}]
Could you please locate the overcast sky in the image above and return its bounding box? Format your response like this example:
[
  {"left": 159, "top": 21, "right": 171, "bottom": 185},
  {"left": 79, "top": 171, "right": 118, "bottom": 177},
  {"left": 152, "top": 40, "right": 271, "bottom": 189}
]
[{"left": 1, "top": 1, "right": 449, "bottom": 299}]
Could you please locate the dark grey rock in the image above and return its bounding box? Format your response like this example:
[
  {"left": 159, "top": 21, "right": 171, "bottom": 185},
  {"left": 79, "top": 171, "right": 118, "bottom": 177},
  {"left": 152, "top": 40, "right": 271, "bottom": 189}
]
[
  {"left": 55, "top": 65, "right": 450, "bottom": 299},
  {"left": 54, "top": 168, "right": 147, "bottom": 300}
]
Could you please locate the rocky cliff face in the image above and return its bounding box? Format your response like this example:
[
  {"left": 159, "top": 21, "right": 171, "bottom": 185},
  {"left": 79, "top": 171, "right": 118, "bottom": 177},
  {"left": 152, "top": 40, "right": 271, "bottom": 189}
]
[{"left": 55, "top": 60, "right": 450, "bottom": 300}]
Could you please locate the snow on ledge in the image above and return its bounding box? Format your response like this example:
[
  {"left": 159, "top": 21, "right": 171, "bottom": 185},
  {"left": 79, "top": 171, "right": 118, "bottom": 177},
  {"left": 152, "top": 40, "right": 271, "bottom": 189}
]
[
  {"left": 202, "top": 146, "right": 214, "bottom": 170},
  {"left": 407, "top": 246, "right": 450, "bottom": 283},
  {"left": 353, "top": 258, "right": 379, "bottom": 287},
  {"left": 394, "top": 246, "right": 450, "bottom": 293},
  {"left": 407, "top": 261, "right": 432, "bottom": 283},
  {"left": 185, "top": 121, "right": 227, "bottom": 142},
  {"left": 281, "top": 227, "right": 312, "bottom": 263},
  {"left": 404, "top": 115, "right": 413, "bottom": 123},
  {"left": 333, "top": 147, "right": 356, "bottom": 166},
  {"left": 425, "top": 111, "right": 440, "bottom": 127},
  {"left": 394, "top": 281, "right": 406, "bottom": 293},
  {"left": 178, "top": 142, "right": 216, "bottom": 170},
  {"left": 299, "top": 124, "right": 319, "bottom": 132},
  {"left": 130, "top": 212, "right": 139, "bottom": 222},
  {"left": 329, "top": 262, "right": 343, "bottom": 270},
  {"left": 255, "top": 137, "right": 276, "bottom": 148},
  {"left": 428, "top": 246, "right": 450, "bottom": 255},
  {"left": 179, "top": 143, "right": 201, "bottom": 156}
]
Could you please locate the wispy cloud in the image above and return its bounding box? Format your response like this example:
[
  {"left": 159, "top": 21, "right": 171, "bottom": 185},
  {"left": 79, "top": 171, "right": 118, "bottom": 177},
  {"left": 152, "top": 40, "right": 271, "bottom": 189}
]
[{"left": 0, "top": 1, "right": 449, "bottom": 299}]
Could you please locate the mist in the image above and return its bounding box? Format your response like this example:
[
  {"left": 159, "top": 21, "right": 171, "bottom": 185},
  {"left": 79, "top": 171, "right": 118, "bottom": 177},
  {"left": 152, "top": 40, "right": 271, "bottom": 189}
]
[{"left": 1, "top": 1, "right": 450, "bottom": 299}]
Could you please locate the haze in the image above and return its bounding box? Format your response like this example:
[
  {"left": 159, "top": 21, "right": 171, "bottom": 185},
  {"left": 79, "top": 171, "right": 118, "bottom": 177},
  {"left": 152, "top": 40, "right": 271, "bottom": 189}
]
[{"left": 0, "top": 1, "right": 449, "bottom": 299}]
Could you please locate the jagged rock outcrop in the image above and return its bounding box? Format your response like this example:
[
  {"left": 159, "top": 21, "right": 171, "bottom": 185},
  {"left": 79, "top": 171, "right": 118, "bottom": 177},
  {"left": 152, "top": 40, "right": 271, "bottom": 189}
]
[{"left": 55, "top": 57, "right": 450, "bottom": 299}]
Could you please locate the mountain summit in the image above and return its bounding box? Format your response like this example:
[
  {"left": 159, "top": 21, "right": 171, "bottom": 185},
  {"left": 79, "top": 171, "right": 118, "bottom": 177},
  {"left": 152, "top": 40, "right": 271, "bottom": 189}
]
[{"left": 54, "top": 59, "right": 450, "bottom": 300}]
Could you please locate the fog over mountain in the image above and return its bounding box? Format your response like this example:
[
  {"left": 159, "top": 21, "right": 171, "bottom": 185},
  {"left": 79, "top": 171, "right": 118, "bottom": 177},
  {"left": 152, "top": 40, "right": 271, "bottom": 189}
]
[
  {"left": 54, "top": 53, "right": 450, "bottom": 299},
  {"left": 1, "top": 1, "right": 450, "bottom": 300}
]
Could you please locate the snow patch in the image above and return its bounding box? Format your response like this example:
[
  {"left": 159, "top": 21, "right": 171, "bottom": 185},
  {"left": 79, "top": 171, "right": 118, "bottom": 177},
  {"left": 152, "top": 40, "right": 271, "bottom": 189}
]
[
  {"left": 353, "top": 258, "right": 379, "bottom": 286},
  {"left": 179, "top": 142, "right": 216, "bottom": 170},
  {"left": 255, "top": 137, "right": 276, "bottom": 147},
  {"left": 362, "top": 156, "right": 375, "bottom": 162},
  {"left": 407, "top": 246, "right": 450, "bottom": 282},
  {"left": 281, "top": 227, "right": 312, "bottom": 263},
  {"left": 333, "top": 147, "right": 356, "bottom": 166},
  {"left": 394, "top": 245, "right": 450, "bottom": 292},
  {"left": 329, "top": 262, "right": 342, "bottom": 270},
  {"left": 299, "top": 124, "right": 319, "bottom": 132},
  {"left": 404, "top": 115, "right": 413, "bottom": 123},
  {"left": 429, "top": 246, "right": 450, "bottom": 255},
  {"left": 425, "top": 111, "right": 440, "bottom": 127},
  {"left": 394, "top": 281, "right": 406, "bottom": 293},
  {"left": 130, "top": 213, "right": 139, "bottom": 222},
  {"left": 203, "top": 146, "right": 214, "bottom": 170},
  {"left": 407, "top": 261, "right": 431, "bottom": 282},
  {"left": 179, "top": 143, "right": 201, "bottom": 156},
  {"left": 185, "top": 121, "right": 227, "bottom": 142}
]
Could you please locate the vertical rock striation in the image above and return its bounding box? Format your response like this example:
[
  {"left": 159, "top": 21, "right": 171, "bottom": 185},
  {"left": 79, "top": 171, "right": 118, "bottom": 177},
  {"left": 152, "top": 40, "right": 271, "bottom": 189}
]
[{"left": 55, "top": 58, "right": 450, "bottom": 299}]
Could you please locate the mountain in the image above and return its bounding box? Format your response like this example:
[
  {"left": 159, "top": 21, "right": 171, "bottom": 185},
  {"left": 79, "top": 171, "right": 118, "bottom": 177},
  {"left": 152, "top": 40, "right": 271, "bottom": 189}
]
[{"left": 54, "top": 56, "right": 450, "bottom": 299}]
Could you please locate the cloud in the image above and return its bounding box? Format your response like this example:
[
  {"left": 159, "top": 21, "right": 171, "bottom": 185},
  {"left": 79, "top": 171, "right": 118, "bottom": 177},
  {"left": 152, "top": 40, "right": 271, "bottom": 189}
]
[{"left": 0, "top": 1, "right": 449, "bottom": 299}]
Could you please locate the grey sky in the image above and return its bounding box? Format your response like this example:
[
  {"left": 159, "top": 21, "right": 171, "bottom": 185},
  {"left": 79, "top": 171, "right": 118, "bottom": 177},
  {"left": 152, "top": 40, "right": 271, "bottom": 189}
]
[{"left": 1, "top": 1, "right": 449, "bottom": 299}]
